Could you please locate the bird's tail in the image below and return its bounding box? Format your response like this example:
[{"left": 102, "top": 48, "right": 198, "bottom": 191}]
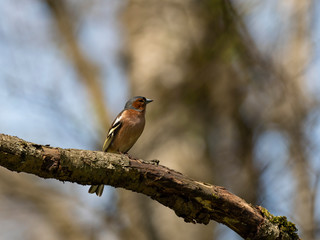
[{"left": 88, "top": 184, "right": 104, "bottom": 197}]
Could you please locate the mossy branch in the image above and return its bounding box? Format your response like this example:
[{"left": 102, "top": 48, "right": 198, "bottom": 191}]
[{"left": 0, "top": 133, "right": 299, "bottom": 240}]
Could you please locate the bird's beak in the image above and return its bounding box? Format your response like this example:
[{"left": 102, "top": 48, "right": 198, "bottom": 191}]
[{"left": 146, "top": 98, "right": 153, "bottom": 104}]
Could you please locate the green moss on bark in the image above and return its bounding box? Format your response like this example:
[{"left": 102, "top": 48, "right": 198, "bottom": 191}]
[{"left": 260, "top": 207, "right": 299, "bottom": 240}]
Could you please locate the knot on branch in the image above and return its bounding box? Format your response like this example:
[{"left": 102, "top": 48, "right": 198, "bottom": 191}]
[{"left": 41, "top": 147, "right": 61, "bottom": 172}]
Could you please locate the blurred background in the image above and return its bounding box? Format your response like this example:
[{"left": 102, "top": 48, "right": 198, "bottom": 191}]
[{"left": 0, "top": 0, "right": 319, "bottom": 239}]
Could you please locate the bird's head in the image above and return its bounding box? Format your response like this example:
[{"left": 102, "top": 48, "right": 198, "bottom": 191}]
[{"left": 124, "top": 96, "right": 153, "bottom": 112}]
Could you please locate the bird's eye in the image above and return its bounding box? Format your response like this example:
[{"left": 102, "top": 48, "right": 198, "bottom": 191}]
[{"left": 138, "top": 99, "right": 144, "bottom": 102}]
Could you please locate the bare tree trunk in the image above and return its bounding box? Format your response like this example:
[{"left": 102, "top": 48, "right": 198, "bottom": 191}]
[{"left": 121, "top": 0, "right": 262, "bottom": 239}]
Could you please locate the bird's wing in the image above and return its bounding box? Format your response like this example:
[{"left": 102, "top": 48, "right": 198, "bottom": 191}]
[{"left": 102, "top": 115, "right": 122, "bottom": 152}]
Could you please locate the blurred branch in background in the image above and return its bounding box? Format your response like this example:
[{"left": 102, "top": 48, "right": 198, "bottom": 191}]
[
  {"left": 0, "top": 169, "right": 88, "bottom": 240},
  {"left": 276, "top": 1, "right": 315, "bottom": 239},
  {"left": 0, "top": 0, "right": 120, "bottom": 240},
  {"left": 45, "top": 0, "right": 110, "bottom": 138}
]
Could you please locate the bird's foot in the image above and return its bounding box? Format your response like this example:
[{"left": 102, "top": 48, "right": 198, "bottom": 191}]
[
  {"left": 141, "top": 159, "right": 160, "bottom": 165},
  {"left": 120, "top": 153, "right": 159, "bottom": 165},
  {"left": 121, "top": 152, "right": 138, "bottom": 160}
]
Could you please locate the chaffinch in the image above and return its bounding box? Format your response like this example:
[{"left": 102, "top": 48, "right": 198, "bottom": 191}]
[{"left": 88, "top": 96, "right": 153, "bottom": 196}]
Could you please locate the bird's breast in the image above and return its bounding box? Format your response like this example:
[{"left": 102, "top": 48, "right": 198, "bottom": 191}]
[{"left": 108, "top": 109, "right": 146, "bottom": 153}]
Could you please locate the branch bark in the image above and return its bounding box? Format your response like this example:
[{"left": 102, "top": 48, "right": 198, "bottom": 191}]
[{"left": 0, "top": 133, "right": 299, "bottom": 240}]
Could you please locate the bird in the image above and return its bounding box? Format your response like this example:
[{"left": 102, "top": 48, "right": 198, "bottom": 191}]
[{"left": 88, "top": 96, "right": 153, "bottom": 197}]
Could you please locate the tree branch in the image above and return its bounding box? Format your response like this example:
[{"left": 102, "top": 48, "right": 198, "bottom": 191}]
[{"left": 0, "top": 134, "right": 299, "bottom": 239}]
